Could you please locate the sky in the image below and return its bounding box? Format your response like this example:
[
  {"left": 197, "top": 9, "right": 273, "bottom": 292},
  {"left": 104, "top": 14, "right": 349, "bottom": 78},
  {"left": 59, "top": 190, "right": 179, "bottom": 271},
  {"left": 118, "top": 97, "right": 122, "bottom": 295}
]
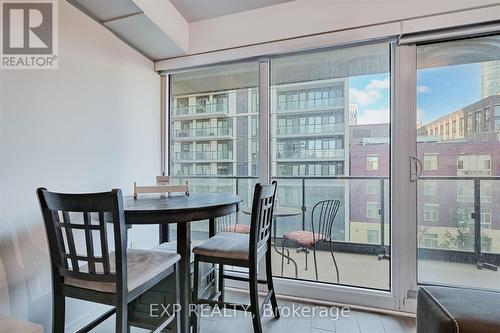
[{"left": 348, "top": 63, "right": 481, "bottom": 125}]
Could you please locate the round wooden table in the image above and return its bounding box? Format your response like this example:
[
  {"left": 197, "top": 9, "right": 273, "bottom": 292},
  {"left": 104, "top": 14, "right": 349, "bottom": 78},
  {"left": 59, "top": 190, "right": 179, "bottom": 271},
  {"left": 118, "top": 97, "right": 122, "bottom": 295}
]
[{"left": 124, "top": 192, "right": 242, "bottom": 333}]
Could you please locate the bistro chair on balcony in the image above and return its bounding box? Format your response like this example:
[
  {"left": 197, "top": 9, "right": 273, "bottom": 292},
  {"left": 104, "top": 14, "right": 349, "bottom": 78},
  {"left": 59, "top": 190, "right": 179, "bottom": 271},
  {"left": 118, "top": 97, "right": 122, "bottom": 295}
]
[
  {"left": 281, "top": 199, "right": 341, "bottom": 283},
  {"left": 192, "top": 181, "right": 280, "bottom": 333},
  {"left": 37, "top": 188, "right": 180, "bottom": 333}
]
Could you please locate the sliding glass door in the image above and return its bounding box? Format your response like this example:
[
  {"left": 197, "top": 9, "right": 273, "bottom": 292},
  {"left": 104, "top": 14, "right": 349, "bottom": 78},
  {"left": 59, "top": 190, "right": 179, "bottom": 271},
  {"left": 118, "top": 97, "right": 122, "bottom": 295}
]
[
  {"left": 416, "top": 35, "right": 500, "bottom": 290},
  {"left": 269, "top": 43, "right": 392, "bottom": 291}
]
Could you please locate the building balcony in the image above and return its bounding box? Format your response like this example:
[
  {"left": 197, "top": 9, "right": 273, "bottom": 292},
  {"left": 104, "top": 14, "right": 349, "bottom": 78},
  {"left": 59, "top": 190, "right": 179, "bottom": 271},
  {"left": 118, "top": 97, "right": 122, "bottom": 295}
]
[
  {"left": 171, "top": 103, "right": 230, "bottom": 119},
  {"left": 274, "top": 98, "right": 345, "bottom": 114},
  {"left": 276, "top": 148, "right": 345, "bottom": 161},
  {"left": 174, "top": 151, "right": 233, "bottom": 161},
  {"left": 173, "top": 127, "right": 233, "bottom": 140},
  {"left": 276, "top": 123, "right": 345, "bottom": 137}
]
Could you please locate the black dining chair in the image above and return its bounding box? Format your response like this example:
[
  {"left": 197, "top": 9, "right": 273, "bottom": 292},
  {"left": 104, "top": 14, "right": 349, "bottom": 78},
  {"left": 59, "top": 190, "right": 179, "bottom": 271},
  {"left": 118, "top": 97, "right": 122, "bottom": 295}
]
[
  {"left": 281, "top": 199, "right": 341, "bottom": 283},
  {"left": 37, "top": 188, "right": 180, "bottom": 333},
  {"left": 192, "top": 181, "right": 280, "bottom": 333}
]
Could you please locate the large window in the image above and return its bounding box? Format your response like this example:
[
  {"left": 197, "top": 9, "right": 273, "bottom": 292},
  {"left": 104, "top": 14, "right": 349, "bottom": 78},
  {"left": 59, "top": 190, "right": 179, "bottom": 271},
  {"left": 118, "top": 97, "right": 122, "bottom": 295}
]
[
  {"left": 270, "top": 42, "right": 391, "bottom": 290},
  {"left": 169, "top": 62, "right": 260, "bottom": 240},
  {"left": 417, "top": 35, "right": 500, "bottom": 291}
]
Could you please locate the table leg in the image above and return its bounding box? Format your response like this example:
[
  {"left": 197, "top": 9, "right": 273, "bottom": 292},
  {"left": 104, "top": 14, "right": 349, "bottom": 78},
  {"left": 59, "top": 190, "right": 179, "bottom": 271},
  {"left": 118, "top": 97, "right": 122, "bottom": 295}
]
[
  {"left": 159, "top": 224, "right": 169, "bottom": 243},
  {"left": 177, "top": 222, "right": 191, "bottom": 333}
]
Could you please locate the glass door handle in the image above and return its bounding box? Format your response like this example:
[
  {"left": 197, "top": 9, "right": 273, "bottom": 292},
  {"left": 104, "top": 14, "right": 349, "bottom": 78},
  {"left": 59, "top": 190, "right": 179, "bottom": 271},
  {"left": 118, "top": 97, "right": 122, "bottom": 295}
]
[{"left": 410, "top": 156, "right": 423, "bottom": 182}]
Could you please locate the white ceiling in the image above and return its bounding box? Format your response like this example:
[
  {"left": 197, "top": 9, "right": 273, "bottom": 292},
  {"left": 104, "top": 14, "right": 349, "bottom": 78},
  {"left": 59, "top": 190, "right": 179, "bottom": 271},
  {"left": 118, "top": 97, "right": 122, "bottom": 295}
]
[{"left": 169, "top": 0, "right": 294, "bottom": 22}]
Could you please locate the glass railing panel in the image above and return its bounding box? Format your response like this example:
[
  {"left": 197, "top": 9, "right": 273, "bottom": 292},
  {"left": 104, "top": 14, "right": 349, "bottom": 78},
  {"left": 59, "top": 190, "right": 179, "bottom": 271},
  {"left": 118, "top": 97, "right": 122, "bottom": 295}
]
[
  {"left": 270, "top": 176, "right": 390, "bottom": 290},
  {"left": 172, "top": 103, "right": 229, "bottom": 116}
]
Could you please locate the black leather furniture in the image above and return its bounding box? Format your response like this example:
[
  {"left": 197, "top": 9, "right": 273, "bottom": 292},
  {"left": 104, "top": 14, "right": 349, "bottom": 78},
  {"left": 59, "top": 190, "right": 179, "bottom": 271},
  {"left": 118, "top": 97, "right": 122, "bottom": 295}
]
[{"left": 417, "top": 285, "right": 500, "bottom": 333}]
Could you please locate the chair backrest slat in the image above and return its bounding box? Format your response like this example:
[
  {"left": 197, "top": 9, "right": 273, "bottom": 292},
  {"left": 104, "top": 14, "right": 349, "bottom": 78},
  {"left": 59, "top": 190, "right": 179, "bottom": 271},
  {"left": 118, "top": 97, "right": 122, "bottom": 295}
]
[
  {"left": 37, "top": 188, "right": 126, "bottom": 287},
  {"left": 311, "top": 200, "right": 341, "bottom": 241},
  {"left": 52, "top": 211, "right": 68, "bottom": 270},
  {"left": 61, "top": 211, "right": 79, "bottom": 271},
  {"left": 99, "top": 212, "right": 111, "bottom": 274},
  {"left": 83, "top": 212, "right": 96, "bottom": 273},
  {"left": 249, "top": 181, "right": 277, "bottom": 256}
]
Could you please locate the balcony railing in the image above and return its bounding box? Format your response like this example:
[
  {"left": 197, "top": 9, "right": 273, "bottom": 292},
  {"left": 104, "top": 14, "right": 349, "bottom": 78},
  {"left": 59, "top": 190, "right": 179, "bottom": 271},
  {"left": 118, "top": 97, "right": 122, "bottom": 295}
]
[
  {"left": 168, "top": 175, "right": 500, "bottom": 270},
  {"left": 417, "top": 176, "right": 500, "bottom": 270},
  {"left": 171, "top": 175, "right": 390, "bottom": 259},
  {"left": 172, "top": 103, "right": 229, "bottom": 116},
  {"left": 276, "top": 148, "right": 345, "bottom": 160},
  {"left": 174, "top": 126, "right": 233, "bottom": 138},
  {"left": 276, "top": 123, "right": 344, "bottom": 136},
  {"left": 175, "top": 151, "right": 233, "bottom": 160},
  {"left": 276, "top": 97, "right": 344, "bottom": 112}
]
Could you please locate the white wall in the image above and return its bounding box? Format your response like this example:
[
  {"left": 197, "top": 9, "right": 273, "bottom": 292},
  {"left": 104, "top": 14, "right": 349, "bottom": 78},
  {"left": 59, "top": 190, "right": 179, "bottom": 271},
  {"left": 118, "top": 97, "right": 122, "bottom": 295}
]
[
  {"left": 188, "top": 0, "right": 500, "bottom": 54},
  {"left": 0, "top": 0, "right": 160, "bottom": 330}
]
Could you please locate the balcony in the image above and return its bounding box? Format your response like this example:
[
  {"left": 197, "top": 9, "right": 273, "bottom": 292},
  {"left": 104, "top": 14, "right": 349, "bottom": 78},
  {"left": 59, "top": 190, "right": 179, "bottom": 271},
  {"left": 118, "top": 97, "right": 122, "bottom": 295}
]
[
  {"left": 276, "top": 148, "right": 345, "bottom": 161},
  {"left": 174, "top": 151, "right": 233, "bottom": 161},
  {"left": 172, "top": 103, "right": 229, "bottom": 119},
  {"left": 168, "top": 175, "right": 500, "bottom": 291},
  {"left": 275, "top": 97, "right": 345, "bottom": 114},
  {"left": 276, "top": 123, "right": 345, "bottom": 137},
  {"left": 173, "top": 127, "right": 233, "bottom": 140}
]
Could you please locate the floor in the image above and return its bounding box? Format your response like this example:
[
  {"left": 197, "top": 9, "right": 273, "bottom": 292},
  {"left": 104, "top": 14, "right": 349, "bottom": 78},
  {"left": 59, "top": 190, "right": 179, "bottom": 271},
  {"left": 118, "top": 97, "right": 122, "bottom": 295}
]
[
  {"left": 91, "top": 290, "right": 416, "bottom": 333},
  {"left": 272, "top": 248, "right": 390, "bottom": 290},
  {"left": 272, "top": 247, "right": 500, "bottom": 291}
]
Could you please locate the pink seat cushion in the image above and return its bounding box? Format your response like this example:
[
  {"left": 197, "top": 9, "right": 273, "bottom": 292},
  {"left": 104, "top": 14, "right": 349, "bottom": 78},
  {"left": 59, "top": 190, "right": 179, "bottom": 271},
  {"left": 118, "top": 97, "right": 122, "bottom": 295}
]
[
  {"left": 284, "top": 231, "right": 325, "bottom": 247},
  {"left": 221, "top": 224, "right": 251, "bottom": 234}
]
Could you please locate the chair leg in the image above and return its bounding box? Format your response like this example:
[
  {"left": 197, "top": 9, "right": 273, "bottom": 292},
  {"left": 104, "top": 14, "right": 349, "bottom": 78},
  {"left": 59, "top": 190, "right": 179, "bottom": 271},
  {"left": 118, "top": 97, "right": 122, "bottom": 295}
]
[
  {"left": 249, "top": 264, "right": 263, "bottom": 333},
  {"left": 313, "top": 247, "right": 319, "bottom": 281},
  {"left": 192, "top": 257, "right": 201, "bottom": 333},
  {"left": 53, "top": 292, "right": 65, "bottom": 333},
  {"left": 266, "top": 251, "right": 280, "bottom": 319},
  {"left": 281, "top": 241, "right": 286, "bottom": 277},
  {"left": 218, "top": 264, "right": 225, "bottom": 302},
  {"left": 305, "top": 249, "right": 308, "bottom": 270},
  {"left": 329, "top": 241, "right": 340, "bottom": 284}
]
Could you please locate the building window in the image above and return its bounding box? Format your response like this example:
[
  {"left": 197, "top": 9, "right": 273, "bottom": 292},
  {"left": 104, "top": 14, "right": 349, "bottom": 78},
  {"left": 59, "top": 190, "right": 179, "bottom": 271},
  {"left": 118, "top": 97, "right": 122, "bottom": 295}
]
[
  {"left": 457, "top": 155, "right": 491, "bottom": 176},
  {"left": 367, "top": 230, "right": 380, "bottom": 244},
  {"left": 495, "top": 105, "right": 500, "bottom": 130},
  {"left": 366, "top": 202, "right": 380, "bottom": 219},
  {"left": 445, "top": 123, "right": 450, "bottom": 138},
  {"left": 422, "top": 234, "right": 439, "bottom": 248},
  {"left": 481, "top": 181, "right": 492, "bottom": 203},
  {"left": 366, "top": 180, "right": 379, "bottom": 195},
  {"left": 484, "top": 107, "right": 490, "bottom": 131},
  {"left": 423, "top": 154, "right": 438, "bottom": 170},
  {"left": 451, "top": 120, "right": 457, "bottom": 137},
  {"left": 423, "top": 181, "right": 438, "bottom": 196},
  {"left": 467, "top": 114, "right": 473, "bottom": 134},
  {"left": 457, "top": 181, "right": 474, "bottom": 202},
  {"left": 482, "top": 237, "right": 492, "bottom": 252},
  {"left": 475, "top": 111, "right": 482, "bottom": 132},
  {"left": 459, "top": 117, "right": 465, "bottom": 137},
  {"left": 423, "top": 204, "right": 439, "bottom": 223},
  {"left": 481, "top": 210, "right": 492, "bottom": 229},
  {"left": 366, "top": 155, "right": 379, "bottom": 171}
]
